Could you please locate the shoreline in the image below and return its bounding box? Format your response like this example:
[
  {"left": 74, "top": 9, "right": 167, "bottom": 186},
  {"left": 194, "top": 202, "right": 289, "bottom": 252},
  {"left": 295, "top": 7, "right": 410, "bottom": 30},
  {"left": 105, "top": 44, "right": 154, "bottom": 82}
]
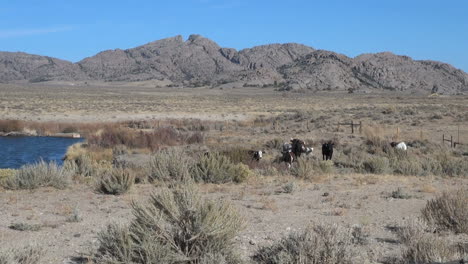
[{"left": 0, "top": 131, "right": 82, "bottom": 138}]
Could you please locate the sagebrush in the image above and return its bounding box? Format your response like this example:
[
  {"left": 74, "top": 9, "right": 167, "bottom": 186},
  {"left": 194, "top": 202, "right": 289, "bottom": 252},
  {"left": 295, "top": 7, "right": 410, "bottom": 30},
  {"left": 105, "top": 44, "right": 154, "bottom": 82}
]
[{"left": 94, "top": 183, "right": 245, "bottom": 263}]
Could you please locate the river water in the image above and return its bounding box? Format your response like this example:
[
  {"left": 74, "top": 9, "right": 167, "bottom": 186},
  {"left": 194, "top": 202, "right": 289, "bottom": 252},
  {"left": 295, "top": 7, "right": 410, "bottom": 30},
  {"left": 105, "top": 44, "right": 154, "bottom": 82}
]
[{"left": 0, "top": 136, "right": 84, "bottom": 169}]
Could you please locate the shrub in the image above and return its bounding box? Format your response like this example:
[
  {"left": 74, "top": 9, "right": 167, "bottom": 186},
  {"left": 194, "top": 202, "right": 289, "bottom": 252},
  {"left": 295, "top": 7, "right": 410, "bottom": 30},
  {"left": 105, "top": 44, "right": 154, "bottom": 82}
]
[
  {"left": 0, "top": 120, "right": 24, "bottom": 133},
  {"left": 282, "top": 181, "right": 298, "bottom": 194},
  {"left": 147, "top": 147, "right": 193, "bottom": 182},
  {"left": 9, "top": 222, "right": 42, "bottom": 231},
  {"left": 219, "top": 147, "right": 252, "bottom": 164},
  {"left": 290, "top": 158, "right": 314, "bottom": 180},
  {"left": 65, "top": 154, "right": 102, "bottom": 177},
  {"left": 0, "top": 246, "right": 44, "bottom": 264},
  {"left": 390, "top": 188, "right": 412, "bottom": 199},
  {"left": 0, "top": 169, "right": 16, "bottom": 186},
  {"left": 265, "top": 138, "right": 284, "bottom": 150},
  {"left": 435, "top": 153, "right": 468, "bottom": 177},
  {"left": 97, "top": 168, "right": 134, "bottom": 195},
  {"left": 252, "top": 223, "right": 353, "bottom": 264},
  {"left": 94, "top": 183, "right": 244, "bottom": 263},
  {"left": 316, "top": 160, "right": 334, "bottom": 174},
  {"left": 396, "top": 219, "right": 464, "bottom": 264},
  {"left": 390, "top": 157, "right": 423, "bottom": 176},
  {"left": 192, "top": 152, "right": 251, "bottom": 183},
  {"left": 362, "top": 156, "right": 389, "bottom": 174},
  {"left": 421, "top": 190, "right": 468, "bottom": 234},
  {"left": 0, "top": 169, "right": 16, "bottom": 179},
  {"left": 3, "top": 160, "right": 72, "bottom": 190},
  {"left": 88, "top": 126, "right": 204, "bottom": 150}
]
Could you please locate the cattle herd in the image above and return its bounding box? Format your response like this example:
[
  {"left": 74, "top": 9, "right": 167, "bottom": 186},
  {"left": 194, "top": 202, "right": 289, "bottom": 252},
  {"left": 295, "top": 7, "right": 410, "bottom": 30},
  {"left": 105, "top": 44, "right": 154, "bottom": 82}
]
[{"left": 246, "top": 139, "right": 408, "bottom": 168}]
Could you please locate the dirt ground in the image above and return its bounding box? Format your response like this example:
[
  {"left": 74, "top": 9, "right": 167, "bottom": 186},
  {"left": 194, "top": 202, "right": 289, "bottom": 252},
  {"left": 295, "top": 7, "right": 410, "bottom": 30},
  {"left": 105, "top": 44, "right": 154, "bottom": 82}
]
[{"left": 0, "top": 175, "right": 467, "bottom": 263}]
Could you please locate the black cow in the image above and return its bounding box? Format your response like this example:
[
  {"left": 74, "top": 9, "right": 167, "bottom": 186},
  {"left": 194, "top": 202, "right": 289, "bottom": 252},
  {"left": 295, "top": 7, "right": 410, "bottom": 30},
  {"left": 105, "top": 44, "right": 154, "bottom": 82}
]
[
  {"left": 322, "top": 141, "right": 334, "bottom": 161},
  {"left": 290, "top": 138, "right": 307, "bottom": 157}
]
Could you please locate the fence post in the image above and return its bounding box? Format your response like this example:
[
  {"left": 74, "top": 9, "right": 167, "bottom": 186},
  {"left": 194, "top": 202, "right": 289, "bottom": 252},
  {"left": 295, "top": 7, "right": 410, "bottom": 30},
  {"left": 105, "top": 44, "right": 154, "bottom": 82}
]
[
  {"left": 359, "top": 121, "right": 362, "bottom": 134},
  {"left": 451, "top": 135, "right": 453, "bottom": 148},
  {"left": 351, "top": 120, "right": 354, "bottom": 134}
]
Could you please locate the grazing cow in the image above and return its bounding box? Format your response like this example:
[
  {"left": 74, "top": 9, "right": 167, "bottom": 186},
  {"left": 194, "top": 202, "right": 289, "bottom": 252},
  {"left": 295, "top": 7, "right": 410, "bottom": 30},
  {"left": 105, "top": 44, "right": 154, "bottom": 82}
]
[
  {"left": 290, "top": 138, "right": 307, "bottom": 157},
  {"left": 390, "top": 142, "right": 407, "bottom": 151},
  {"left": 322, "top": 141, "right": 334, "bottom": 161},
  {"left": 282, "top": 151, "right": 296, "bottom": 169},
  {"left": 248, "top": 150, "right": 266, "bottom": 161}
]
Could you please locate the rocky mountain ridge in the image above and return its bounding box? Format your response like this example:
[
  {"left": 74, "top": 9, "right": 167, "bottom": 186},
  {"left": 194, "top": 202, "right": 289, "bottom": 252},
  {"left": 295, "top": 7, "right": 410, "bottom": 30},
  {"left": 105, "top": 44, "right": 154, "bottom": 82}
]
[{"left": 1, "top": 34, "right": 467, "bottom": 94}]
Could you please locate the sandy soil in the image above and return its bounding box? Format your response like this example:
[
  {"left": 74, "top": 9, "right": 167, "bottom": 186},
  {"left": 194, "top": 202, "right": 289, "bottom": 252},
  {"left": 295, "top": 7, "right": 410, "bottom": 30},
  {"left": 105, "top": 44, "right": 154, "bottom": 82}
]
[{"left": 1, "top": 175, "right": 467, "bottom": 263}]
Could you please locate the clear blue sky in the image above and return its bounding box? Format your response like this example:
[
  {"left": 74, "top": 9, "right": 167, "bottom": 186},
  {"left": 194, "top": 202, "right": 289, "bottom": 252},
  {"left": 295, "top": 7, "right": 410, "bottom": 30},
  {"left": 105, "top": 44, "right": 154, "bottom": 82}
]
[{"left": 1, "top": 0, "right": 467, "bottom": 72}]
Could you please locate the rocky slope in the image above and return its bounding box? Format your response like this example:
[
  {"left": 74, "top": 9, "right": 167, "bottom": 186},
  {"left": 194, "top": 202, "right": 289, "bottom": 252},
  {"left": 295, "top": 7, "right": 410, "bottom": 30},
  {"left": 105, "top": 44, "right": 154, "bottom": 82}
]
[{"left": 1, "top": 34, "right": 467, "bottom": 94}]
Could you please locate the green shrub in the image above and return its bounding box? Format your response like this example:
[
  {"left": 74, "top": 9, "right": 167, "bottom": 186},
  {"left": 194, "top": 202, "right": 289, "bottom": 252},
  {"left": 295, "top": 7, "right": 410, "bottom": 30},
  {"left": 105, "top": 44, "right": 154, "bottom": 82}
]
[
  {"left": 97, "top": 168, "right": 134, "bottom": 195},
  {"left": 147, "top": 147, "right": 193, "bottom": 182},
  {"left": 362, "top": 156, "right": 389, "bottom": 174},
  {"left": 252, "top": 223, "right": 353, "bottom": 264},
  {"left": 0, "top": 246, "right": 44, "bottom": 264},
  {"left": 421, "top": 190, "right": 468, "bottom": 234},
  {"left": 94, "top": 183, "right": 244, "bottom": 263},
  {"left": 3, "top": 160, "right": 72, "bottom": 190},
  {"left": 192, "top": 152, "right": 251, "bottom": 183}
]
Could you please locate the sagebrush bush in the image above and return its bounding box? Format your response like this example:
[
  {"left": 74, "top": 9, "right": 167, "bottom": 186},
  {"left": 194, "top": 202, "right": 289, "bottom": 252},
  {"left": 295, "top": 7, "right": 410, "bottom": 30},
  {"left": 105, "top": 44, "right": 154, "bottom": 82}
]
[
  {"left": 94, "top": 183, "right": 244, "bottom": 263},
  {"left": 65, "top": 154, "right": 102, "bottom": 177},
  {"left": 316, "top": 160, "right": 334, "bottom": 174},
  {"left": 421, "top": 190, "right": 468, "bottom": 234},
  {"left": 3, "top": 160, "right": 72, "bottom": 190},
  {"left": 390, "top": 157, "right": 423, "bottom": 176},
  {"left": 0, "top": 246, "right": 44, "bottom": 264},
  {"left": 435, "top": 153, "right": 468, "bottom": 177},
  {"left": 147, "top": 147, "right": 193, "bottom": 182},
  {"left": 362, "top": 156, "right": 389, "bottom": 174},
  {"left": 219, "top": 147, "right": 252, "bottom": 165},
  {"left": 97, "top": 168, "right": 134, "bottom": 195},
  {"left": 396, "top": 219, "right": 464, "bottom": 264},
  {"left": 290, "top": 158, "right": 314, "bottom": 180},
  {"left": 192, "top": 152, "right": 251, "bottom": 183},
  {"left": 252, "top": 223, "right": 353, "bottom": 264}
]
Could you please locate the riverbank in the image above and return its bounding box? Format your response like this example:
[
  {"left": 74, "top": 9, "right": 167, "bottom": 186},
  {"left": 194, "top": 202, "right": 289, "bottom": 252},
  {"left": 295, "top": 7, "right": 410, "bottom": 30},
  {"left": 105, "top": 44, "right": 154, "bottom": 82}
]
[{"left": 0, "top": 131, "right": 81, "bottom": 138}]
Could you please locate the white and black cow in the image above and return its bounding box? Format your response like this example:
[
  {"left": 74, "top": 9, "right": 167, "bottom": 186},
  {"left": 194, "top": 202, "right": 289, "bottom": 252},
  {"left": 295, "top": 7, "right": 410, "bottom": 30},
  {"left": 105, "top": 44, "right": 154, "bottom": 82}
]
[
  {"left": 390, "top": 142, "right": 408, "bottom": 151},
  {"left": 248, "top": 150, "right": 266, "bottom": 161}
]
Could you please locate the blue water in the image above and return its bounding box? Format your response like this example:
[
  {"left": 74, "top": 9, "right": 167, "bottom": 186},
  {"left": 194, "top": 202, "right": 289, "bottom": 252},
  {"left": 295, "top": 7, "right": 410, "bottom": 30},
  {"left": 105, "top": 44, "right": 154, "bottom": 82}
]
[{"left": 0, "top": 136, "right": 84, "bottom": 169}]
